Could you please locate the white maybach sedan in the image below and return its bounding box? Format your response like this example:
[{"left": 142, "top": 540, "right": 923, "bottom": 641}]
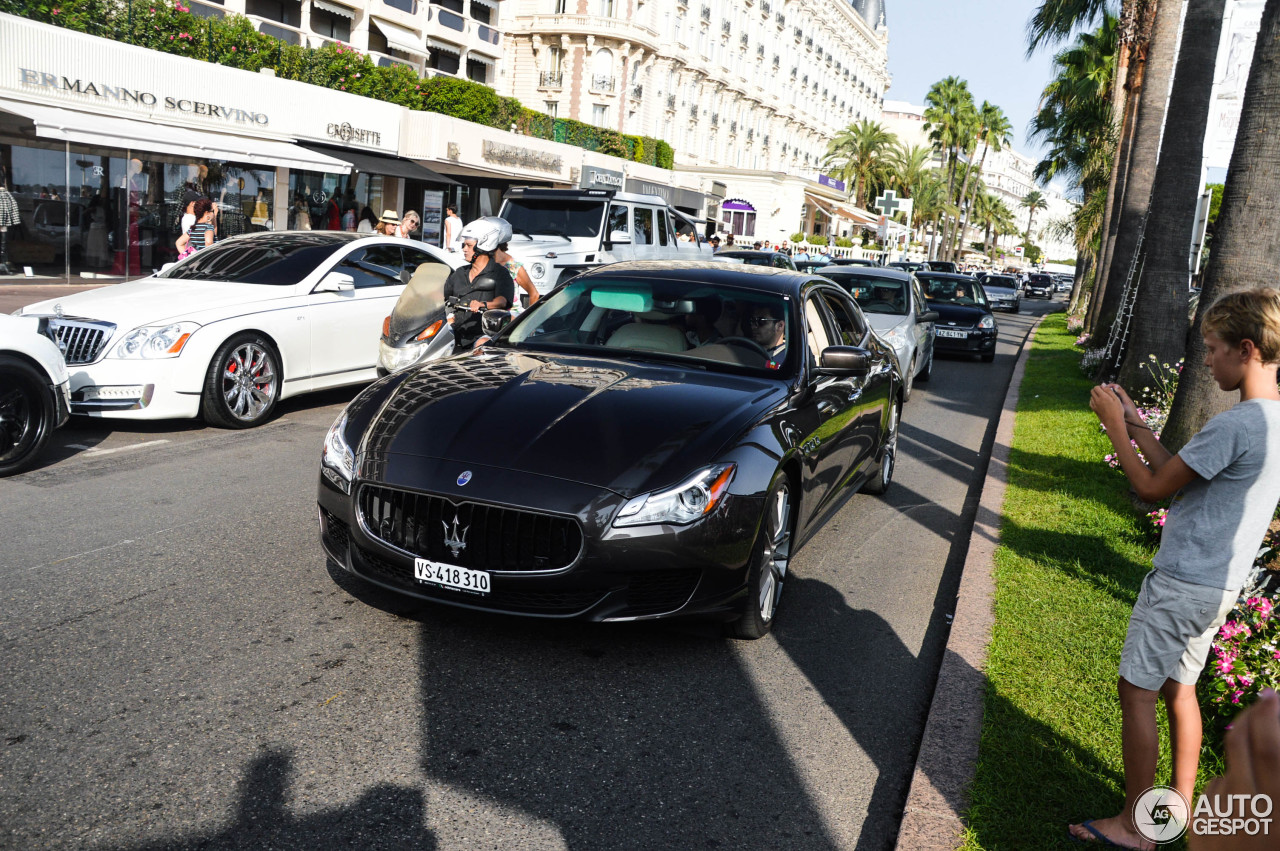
[
  {"left": 0, "top": 313, "right": 71, "bottom": 475},
  {"left": 15, "top": 232, "right": 463, "bottom": 428}
]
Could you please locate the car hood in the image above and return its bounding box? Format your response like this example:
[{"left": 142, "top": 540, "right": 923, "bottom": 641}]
[
  {"left": 930, "top": 303, "right": 990, "bottom": 326},
  {"left": 19, "top": 277, "right": 300, "bottom": 329},
  {"left": 865, "top": 313, "right": 911, "bottom": 335},
  {"left": 984, "top": 286, "right": 1017, "bottom": 297},
  {"left": 359, "top": 348, "right": 788, "bottom": 496}
]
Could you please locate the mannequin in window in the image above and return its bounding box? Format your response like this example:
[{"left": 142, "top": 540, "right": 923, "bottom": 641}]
[{"left": 0, "top": 166, "right": 17, "bottom": 275}]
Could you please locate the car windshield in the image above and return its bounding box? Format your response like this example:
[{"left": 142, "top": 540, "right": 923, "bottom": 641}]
[
  {"left": 918, "top": 274, "right": 988, "bottom": 307},
  {"left": 984, "top": 276, "right": 1017, "bottom": 290},
  {"left": 495, "top": 277, "right": 795, "bottom": 376},
  {"left": 824, "top": 274, "right": 909, "bottom": 315},
  {"left": 157, "top": 236, "right": 346, "bottom": 284},
  {"left": 500, "top": 199, "right": 607, "bottom": 239},
  {"left": 723, "top": 254, "right": 772, "bottom": 266}
]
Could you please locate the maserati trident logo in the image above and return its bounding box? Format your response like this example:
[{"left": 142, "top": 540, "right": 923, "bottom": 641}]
[
  {"left": 442, "top": 513, "right": 469, "bottom": 559},
  {"left": 457, "top": 470, "right": 472, "bottom": 486}
]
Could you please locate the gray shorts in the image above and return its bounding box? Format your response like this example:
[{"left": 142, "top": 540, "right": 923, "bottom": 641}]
[{"left": 1118, "top": 569, "right": 1238, "bottom": 691}]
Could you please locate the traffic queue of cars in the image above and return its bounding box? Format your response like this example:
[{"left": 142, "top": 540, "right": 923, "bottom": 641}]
[{"left": 5, "top": 188, "right": 1041, "bottom": 638}]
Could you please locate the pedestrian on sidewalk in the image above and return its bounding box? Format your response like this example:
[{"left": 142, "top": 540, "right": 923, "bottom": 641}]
[{"left": 1071, "top": 288, "right": 1280, "bottom": 850}]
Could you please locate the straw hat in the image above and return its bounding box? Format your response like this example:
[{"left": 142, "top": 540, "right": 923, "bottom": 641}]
[{"left": 379, "top": 209, "right": 401, "bottom": 225}]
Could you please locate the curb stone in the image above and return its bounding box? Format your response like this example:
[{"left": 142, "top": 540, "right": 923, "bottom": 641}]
[{"left": 894, "top": 314, "right": 1048, "bottom": 851}]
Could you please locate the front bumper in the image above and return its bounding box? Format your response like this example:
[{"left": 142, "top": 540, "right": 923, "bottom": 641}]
[
  {"left": 1026, "top": 287, "right": 1052, "bottom": 298},
  {"left": 65, "top": 358, "right": 201, "bottom": 420},
  {"left": 933, "top": 326, "right": 997, "bottom": 354},
  {"left": 317, "top": 458, "right": 762, "bottom": 623}
]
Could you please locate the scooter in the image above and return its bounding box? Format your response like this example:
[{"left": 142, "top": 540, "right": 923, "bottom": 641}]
[{"left": 377, "top": 277, "right": 513, "bottom": 377}]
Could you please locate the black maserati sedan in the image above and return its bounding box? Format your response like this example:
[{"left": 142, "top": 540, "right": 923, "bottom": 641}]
[
  {"left": 916, "top": 272, "right": 999, "bottom": 362},
  {"left": 317, "top": 261, "right": 903, "bottom": 639}
]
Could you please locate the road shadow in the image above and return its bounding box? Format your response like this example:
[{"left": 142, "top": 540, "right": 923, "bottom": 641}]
[{"left": 93, "top": 750, "right": 433, "bottom": 850}]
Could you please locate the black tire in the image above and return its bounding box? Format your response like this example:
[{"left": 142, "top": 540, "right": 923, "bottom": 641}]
[
  {"left": 862, "top": 398, "right": 900, "bottom": 496},
  {"left": 916, "top": 343, "right": 933, "bottom": 382},
  {"left": 0, "top": 355, "right": 55, "bottom": 476},
  {"left": 902, "top": 355, "right": 915, "bottom": 403},
  {"left": 201, "top": 333, "right": 282, "bottom": 429},
  {"left": 981, "top": 351, "right": 996, "bottom": 363},
  {"left": 728, "top": 471, "right": 794, "bottom": 640}
]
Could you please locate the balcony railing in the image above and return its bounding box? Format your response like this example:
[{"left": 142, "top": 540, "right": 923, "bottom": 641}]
[
  {"left": 248, "top": 15, "right": 304, "bottom": 44},
  {"left": 805, "top": 36, "right": 813, "bottom": 49},
  {"left": 630, "top": 84, "right": 643, "bottom": 100},
  {"left": 700, "top": 4, "right": 710, "bottom": 21},
  {"left": 437, "top": 8, "right": 464, "bottom": 30},
  {"left": 775, "top": 12, "right": 784, "bottom": 28},
  {"left": 721, "top": 19, "right": 731, "bottom": 35},
  {"left": 710, "top": 113, "right": 719, "bottom": 127},
  {"left": 761, "top": 0, "right": 770, "bottom": 14},
  {"left": 477, "top": 23, "right": 499, "bottom": 44},
  {"left": 763, "top": 135, "right": 769, "bottom": 146},
  {"left": 188, "top": 1, "right": 226, "bottom": 18},
  {"left": 746, "top": 128, "right": 753, "bottom": 141},
  {"left": 729, "top": 120, "right": 737, "bottom": 134},
  {"left": 689, "top": 105, "right": 698, "bottom": 119},
  {"left": 739, "top": 33, "right": 748, "bottom": 48},
  {"left": 755, "top": 44, "right": 763, "bottom": 58},
  {"left": 793, "top": 26, "right": 801, "bottom": 41},
  {"left": 592, "top": 74, "right": 615, "bottom": 92},
  {"left": 540, "top": 71, "right": 563, "bottom": 88},
  {"left": 667, "top": 94, "right": 676, "bottom": 109}
]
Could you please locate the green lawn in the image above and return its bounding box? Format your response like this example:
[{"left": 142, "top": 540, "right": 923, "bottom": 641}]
[{"left": 960, "top": 315, "right": 1219, "bottom": 850}]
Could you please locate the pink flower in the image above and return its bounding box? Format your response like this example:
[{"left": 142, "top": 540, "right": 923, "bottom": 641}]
[
  {"left": 51, "top": 7, "right": 60, "bottom": 13},
  {"left": 1232, "top": 690, "right": 1244, "bottom": 704},
  {"left": 150, "top": 6, "right": 155, "bottom": 11},
  {"left": 169, "top": 34, "right": 174, "bottom": 39},
  {"left": 1216, "top": 658, "right": 1234, "bottom": 675},
  {"left": 230, "top": 46, "right": 236, "bottom": 51}
]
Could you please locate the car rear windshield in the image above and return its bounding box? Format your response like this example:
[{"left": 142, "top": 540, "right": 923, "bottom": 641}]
[
  {"left": 500, "top": 199, "right": 607, "bottom": 239},
  {"left": 985, "top": 276, "right": 1017, "bottom": 288},
  {"left": 918, "top": 274, "right": 988, "bottom": 307},
  {"left": 823, "top": 274, "right": 909, "bottom": 315},
  {"left": 158, "top": 238, "right": 346, "bottom": 284}
]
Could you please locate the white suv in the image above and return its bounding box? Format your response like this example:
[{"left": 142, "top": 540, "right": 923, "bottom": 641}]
[
  {"left": 500, "top": 188, "right": 707, "bottom": 294},
  {"left": 0, "top": 314, "right": 71, "bottom": 475}
]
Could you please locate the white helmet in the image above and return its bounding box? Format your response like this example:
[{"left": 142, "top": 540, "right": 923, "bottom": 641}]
[{"left": 458, "top": 216, "right": 512, "bottom": 253}]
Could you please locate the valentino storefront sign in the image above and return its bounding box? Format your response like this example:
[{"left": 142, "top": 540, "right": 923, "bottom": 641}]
[
  {"left": 326, "top": 122, "right": 382, "bottom": 147},
  {"left": 18, "top": 67, "right": 270, "bottom": 125},
  {"left": 482, "top": 140, "right": 562, "bottom": 173}
]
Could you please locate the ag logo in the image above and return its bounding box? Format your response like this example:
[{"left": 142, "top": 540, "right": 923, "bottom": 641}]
[{"left": 1134, "top": 786, "right": 1190, "bottom": 843}]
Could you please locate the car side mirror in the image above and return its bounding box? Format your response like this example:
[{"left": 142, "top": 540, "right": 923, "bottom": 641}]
[
  {"left": 314, "top": 271, "right": 356, "bottom": 293},
  {"left": 160, "top": 262, "right": 177, "bottom": 273},
  {"left": 481, "top": 309, "right": 512, "bottom": 336},
  {"left": 919, "top": 310, "right": 940, "bottom": 323},
  {"left": 817, "top": 346, "right": 870, "bottom": 377},
  {"left": 608, "top": 230, "right": 631, "bottom": 245}
]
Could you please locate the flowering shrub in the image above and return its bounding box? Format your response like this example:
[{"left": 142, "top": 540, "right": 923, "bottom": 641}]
[
  {"left": 1075, "top": 333, "right": 1090, "bottom": 347},
  {"left": 1066, "top": 314, "right": 1085, "bottom": 333},
  {"left": 1206, "top": 593, "right": 1280, "bottom": 707},
  {"left": 1080, "top": 347, "right": 1106, "bottom": 373}
]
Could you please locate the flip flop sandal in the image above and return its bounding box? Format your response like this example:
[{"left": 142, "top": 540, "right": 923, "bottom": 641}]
[{"left": 1067, "top": 819, "right": 1146, "bottom": 849}]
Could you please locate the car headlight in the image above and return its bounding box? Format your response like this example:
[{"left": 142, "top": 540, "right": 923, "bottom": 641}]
[
  {"left": 321, "top": 412, "right": 355, "bottom": 492},
  {"left": 613, "top": 464, "right": 736, "bottom": 528},
  {"left": 111, "top": 322, "right": 199, "bottom": 359},
  {"left": 529, "top": 262, "right": 546, "bottom": 280},
  {"left": 978, "top": 315, "right": 995, "bottom": 330}
]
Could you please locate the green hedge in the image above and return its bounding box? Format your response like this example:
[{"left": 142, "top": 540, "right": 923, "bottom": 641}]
[{"left": 4, "top": 0, "right": 675, "bottom": 168}]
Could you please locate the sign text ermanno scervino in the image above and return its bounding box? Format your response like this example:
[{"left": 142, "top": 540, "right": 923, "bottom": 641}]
[{"left": 19, "top": 69, "right": 269, "bottom": 126}]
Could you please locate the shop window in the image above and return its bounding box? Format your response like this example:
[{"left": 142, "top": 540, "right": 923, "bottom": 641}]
[
  {"left": 289, "top": 170, "right": 382, "bottom": 233},
  {"left": 336, "top": 244, "right": 405, "bottom": 289}
]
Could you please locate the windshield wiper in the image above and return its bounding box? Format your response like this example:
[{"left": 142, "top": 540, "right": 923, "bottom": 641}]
[
  {"left": 533, "top": 228, "right": 572, "bottom": 242},
  {"left": 511, "top": 226, "right": 533, "bottom": 239}
]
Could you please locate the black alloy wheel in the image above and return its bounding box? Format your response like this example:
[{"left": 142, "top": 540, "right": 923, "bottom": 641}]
[
  {"left": 917, "top": 343, "right": 933, "bottom": 382},
  {"left": 201, "top": 333, "right": 282, "bottom": 429},
  {"left": 0, "top": 356, "right": 54, "bottom": 477},
  {"left": 729, "top": 471, "right": 794, "bottom": 640}
]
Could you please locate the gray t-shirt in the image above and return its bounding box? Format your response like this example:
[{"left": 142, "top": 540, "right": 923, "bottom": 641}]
[{"left": 1153, "top": 398, "right": 1280, "bottom": 590}]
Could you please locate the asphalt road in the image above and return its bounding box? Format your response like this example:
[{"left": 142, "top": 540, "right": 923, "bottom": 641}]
[{"left": 0, "top": 294, "right": 1062, "bottom": 850}]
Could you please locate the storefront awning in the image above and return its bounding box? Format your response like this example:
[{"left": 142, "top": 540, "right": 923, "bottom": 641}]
[
  {"left": 372, "top": 18, "right": 426, "bottom": 57},
  {"left": 297, "top": 142, "right": 460, "bottom": 184},
  {"left": 312, "top": 0, "right": 354, "bottom": 18},
  {"left": 804, "top": 193, "right": 837, "bottom": 217},
  {"left": 0, "top": 98, "right": 353, "bottom": 173},
  {"left": 835, "top": 205, "right": 878, "bottom": 225},
  {"left": 467, "top": 53, "right": 495, "bottom": 66}
]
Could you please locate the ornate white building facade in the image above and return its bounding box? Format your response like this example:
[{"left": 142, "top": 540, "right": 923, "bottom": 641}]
[{"left": 498, "top": 0, "right": 891, "bottom": 244}]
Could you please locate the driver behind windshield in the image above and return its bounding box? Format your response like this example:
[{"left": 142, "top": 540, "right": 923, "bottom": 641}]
[
  {"left": 444, "top": 217, "right": 516, "bottom": 351},
  {"left": 745, "top": 304, "right": 787, "bottom": 368}
]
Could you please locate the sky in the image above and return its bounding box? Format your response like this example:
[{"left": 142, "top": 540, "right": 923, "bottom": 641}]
[{"left": 883, "top": 0, "right": 1069, "bottom": 162}]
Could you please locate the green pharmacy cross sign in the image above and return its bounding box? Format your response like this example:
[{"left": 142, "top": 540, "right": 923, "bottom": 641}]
[{"left": 874, "top": 190, "right": 902, "bottom": 216}]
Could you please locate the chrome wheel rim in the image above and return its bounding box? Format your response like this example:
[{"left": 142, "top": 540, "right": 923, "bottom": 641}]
[
  {"left": 882, "top": 402, "right": 899, "bottom": 487},
  {"left": 220, "top": 342, "right": 277, "bottom": 422},
  {"left": 758, "top": 482, "right": 791, "bottom": 624},
  {"left": 0, "top": 379, "right": 35, "bottom": 462},
  {"left": 905, "top": 355, "right": 915, "bottom": 395}
]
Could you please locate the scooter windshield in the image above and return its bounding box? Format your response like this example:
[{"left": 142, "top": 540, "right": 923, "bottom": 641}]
[{"left": 388, "top": 263, "right": 450, "bottom": 340}]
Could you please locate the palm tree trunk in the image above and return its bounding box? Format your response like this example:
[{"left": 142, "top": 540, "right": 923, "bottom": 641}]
[
  {"left": 1114, "top": 0, "right": 1226, "bottom": 387},
  {"left": 949, "top": 145, "right": 986, "bottom": 262},
  {"left": 1087, "top": 0, "right": 1155, "bottom": 334},
  {"left": 1069, "top": 250, "right": 1094, "bottom": 314},
  {"left": 1162, "top": 0, "right": 1280, "bottom": 451},
  {"left": 1091, "top": 0, "right": 1183, "bottom": 347}
]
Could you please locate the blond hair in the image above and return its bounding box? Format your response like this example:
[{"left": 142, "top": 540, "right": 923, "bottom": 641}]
[{"left": 1201, "top": 287, "right": 1280, "bottom": 365}]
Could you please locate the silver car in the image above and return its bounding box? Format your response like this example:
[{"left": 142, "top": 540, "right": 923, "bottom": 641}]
[
  {"left": 818, "top": 266, "right": 939, "bottom": 401},
  {"left": 982, "top": 275, "right": 1022, "bottom": 312}
]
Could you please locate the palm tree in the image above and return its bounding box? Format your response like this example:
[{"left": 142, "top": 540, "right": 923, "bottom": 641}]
[
  {"left": 922, "top": 77, "right": 978, "bottom": 259},
  {"left": 822, "top": 119, "right": 899, "bottom": 208},
  {"left": 907, "top": 173, "right": 948, "bottom": 244},
  {"left": 947, "top": 101, "right": 1012, "bottom": 262},
  {"left": 1089, "top": 0, "right": 1185, "bottom": 341},
  {"left": 888, "top": 143, "right": 934, "bottom": 198},
  {"left": 1020, "top": 190, "right": 1048, "bottom": 253},
  {"left": 1162, "top": 0, "right": 1280, "bottom": 450},
  {"left": 1113, "top": 0, "right": 1229, "bottom": 388}
]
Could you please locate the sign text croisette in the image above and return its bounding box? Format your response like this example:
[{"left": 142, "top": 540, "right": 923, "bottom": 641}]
[
  {"left": 326, "top": 122, "right": 381, "bottom": 146},
  {"left": 18, "top": 68, "right": 270, "bottom": 126}
]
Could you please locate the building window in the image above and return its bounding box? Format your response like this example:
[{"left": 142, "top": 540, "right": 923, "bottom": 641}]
[
  {"left": 428, "top": 48, "right": 460, "bottom": 74},
  {"left": 545, "top": 101, "right": 558, "bottom": 117},
  {"left": 553, "top": 0, "right": 567, "bottom": 11},
  {"left": 310, "top": 7, "right": 350, "bottom": 40},
  {"left": 468, "top": 1, "right": 491, "bottom": 23},
  {"left": 598, "top": 0, "right": 615, "bottom": 15},
  {"left": 721, "top": 199, "right": 756, "bottom": 237},
  {"left": 466, "top": 58, "right": 488, "bottom": 83},
  {"left": 592, "top": 104, "right": 610, "bottom": 126}
]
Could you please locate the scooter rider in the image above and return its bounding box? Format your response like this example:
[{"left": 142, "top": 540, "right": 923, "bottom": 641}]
[{"left": 444, "top": 216, "right": 516, "bottom": 352}]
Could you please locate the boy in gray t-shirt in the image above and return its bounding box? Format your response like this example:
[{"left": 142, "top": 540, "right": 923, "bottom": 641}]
[{"left": 1070, "top": 288, "right": 1280, "bottom": 850}]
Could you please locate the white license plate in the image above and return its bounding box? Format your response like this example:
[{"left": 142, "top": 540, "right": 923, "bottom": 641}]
[
  {"left": 936, "top": 328, "right": 967, "bottom": 339},
  {"left": 414, "top": 558, "right": 491, "bottom": 595}
]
